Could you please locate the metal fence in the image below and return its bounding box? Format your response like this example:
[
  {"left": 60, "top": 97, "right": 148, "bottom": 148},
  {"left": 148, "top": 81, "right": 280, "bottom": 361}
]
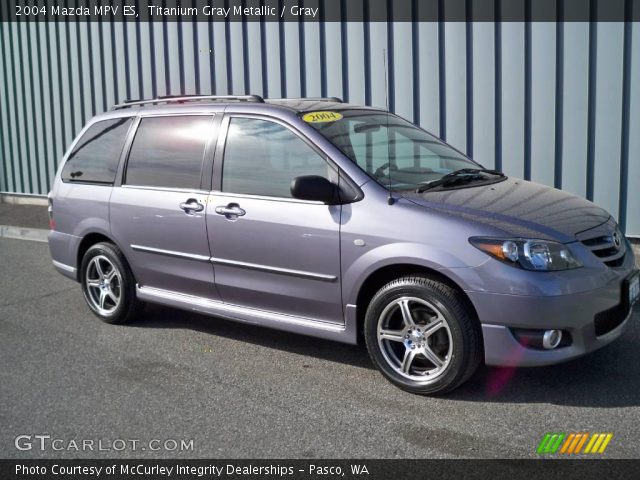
[{"left": 0, "top": 19, "right": 638, "bottom": 234}]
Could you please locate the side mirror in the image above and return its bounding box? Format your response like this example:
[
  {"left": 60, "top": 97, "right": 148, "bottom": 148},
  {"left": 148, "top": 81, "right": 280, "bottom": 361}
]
[{"left": 290, "top": 175, "right": 339, "bottom": 204}]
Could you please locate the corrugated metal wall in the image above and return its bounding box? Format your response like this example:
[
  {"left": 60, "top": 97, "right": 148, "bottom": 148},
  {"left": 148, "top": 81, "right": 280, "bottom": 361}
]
[{"left": 1, "top": 20, "right": 639, "bottom": 234}]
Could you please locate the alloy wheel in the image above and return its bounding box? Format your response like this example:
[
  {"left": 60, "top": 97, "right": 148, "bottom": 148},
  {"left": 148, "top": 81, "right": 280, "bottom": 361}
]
[
  {"left": 376, "top": 296, "right": 453, "bottom": 383},
  {"left": 85, "top": 255, "right": 122, "bottom": 316}
]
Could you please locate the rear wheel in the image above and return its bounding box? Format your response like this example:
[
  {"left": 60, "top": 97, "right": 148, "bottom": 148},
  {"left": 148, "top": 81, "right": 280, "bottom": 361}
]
[
  {"left": 364, "top": 276, "right": 482, "bottom": 395},
  {"left": 80, "top": 242, "right": 142, "bottom": 324}
]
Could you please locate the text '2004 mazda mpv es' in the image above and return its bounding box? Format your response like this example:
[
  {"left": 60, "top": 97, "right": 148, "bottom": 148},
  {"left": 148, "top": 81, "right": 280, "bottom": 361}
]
[{"left": 48, "top": 95, "right": 639, "bottom": 395}]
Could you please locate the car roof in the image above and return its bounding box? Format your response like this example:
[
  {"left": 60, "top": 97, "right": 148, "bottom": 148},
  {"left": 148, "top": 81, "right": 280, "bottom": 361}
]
[
  {"left": 89, "top": 96, "right": 384, "bottom": 124},
  {"left": 109, "top": 95, "right": 380, "bottom": 113}
]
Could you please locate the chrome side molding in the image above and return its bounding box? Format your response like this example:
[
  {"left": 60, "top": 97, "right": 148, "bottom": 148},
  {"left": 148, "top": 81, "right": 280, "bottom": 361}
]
[
  {"left": 131, "top": 244, "right": 337, "bottom": 281},
  {"left": 136, "top": 285, "right": 356, "bottom": 344},
  {"left": 130, "top": 244, "right": 210, "bottom": 262},
  {"left": 209, "top": 257, "right": 337, "bottom": 282},
  {"left": 52, "top": 259, "right": 77, "bottom": 274}
]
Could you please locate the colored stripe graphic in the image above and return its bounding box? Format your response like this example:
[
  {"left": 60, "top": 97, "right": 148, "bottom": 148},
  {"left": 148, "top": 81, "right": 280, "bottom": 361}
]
[
  {"left": 536, "top": 433, "right": 565, "bottom": 454},
  {"left": 561, "top": 432, "right": 588, "bottom": 454},
  {"left": 537, "top": 433, "right": 613, "bottom": 454},
  {"left": 536, "top": 434, "right": 552, "bottom": 454},
  {"left": 560, "top": 433, "right": 576, "bottom": 454},
  {"left": 573, "top": 433, "right": 590, "bottom": 454}
]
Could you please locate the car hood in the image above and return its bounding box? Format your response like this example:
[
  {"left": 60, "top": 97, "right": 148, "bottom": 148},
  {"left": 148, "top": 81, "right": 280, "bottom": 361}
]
[{"left": 400, "top": 177, "right": 610, "bottom": 242}]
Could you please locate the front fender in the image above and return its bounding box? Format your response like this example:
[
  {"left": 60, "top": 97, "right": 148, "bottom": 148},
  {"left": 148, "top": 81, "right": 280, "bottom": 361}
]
[{"left": 342, "top": 242, "right": 486, "bottom": 306}]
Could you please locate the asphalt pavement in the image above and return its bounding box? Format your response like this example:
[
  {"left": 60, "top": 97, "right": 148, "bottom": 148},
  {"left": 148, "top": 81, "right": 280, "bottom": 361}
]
[{"left": 1, "top": 237, "right": 639, "bottom": 459}]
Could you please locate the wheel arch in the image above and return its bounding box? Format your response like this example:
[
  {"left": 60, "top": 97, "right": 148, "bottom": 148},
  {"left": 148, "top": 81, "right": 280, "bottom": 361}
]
[
  {"left": 76, "top": 232, "right": 130, "bottom": 282},
  {"left": 353, "top": 263, "right": 481, "bottom": 343}
]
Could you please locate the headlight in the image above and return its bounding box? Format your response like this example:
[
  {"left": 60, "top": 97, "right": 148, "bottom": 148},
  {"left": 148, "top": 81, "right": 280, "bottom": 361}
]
[{"left": 469, "top": 237, "right": 582, "bottom": 271}]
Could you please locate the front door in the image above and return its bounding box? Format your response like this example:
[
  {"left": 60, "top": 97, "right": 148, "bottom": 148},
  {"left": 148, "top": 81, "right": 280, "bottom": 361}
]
[{"left": 206, "top": 115, "right": 343, "bottom": 324}]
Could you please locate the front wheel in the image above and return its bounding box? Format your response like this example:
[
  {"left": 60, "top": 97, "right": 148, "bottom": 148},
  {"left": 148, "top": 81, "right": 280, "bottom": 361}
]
[
  {"left": 80, "top": 242, "right": 142, "bottom": 324},
  {"left": 364, "top": 276, "right": 482, "bottom": 395}
]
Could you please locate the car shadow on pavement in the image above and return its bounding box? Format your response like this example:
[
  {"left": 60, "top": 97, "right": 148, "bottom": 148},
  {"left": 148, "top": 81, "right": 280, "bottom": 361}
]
[
  {"left": 131, "top": 304, "right": 639, "bottom": 408},
  {"left": 130, "top": 304, "right": 375, "bottom": 371}
]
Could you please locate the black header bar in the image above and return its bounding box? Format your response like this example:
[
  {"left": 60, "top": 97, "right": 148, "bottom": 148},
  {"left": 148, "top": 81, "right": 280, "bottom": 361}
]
[
  {"left": 1, "top": 0, "right": 638, "bottom": 22},
  {"left": 2, "top": 459, "right": 640, "bottom": 480}
]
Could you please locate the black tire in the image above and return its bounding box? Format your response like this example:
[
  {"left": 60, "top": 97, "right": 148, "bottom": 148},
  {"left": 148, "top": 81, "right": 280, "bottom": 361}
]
[
  {"left": 364, "top": 275, "right": 482, "bottom": 395},
  {"left": 80, "top": 242, "right": 142, "bottom": 324}
]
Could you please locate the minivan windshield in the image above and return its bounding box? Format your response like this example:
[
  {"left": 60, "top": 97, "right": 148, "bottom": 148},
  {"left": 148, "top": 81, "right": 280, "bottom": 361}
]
[{"left": 304, "top": 109, "right": 495, "bottom": 191}]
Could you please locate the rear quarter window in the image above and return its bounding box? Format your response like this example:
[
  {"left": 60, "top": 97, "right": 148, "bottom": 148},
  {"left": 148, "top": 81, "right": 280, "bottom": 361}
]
[{"left": 61, "top": 118, "right": 132, "bottom": 184}]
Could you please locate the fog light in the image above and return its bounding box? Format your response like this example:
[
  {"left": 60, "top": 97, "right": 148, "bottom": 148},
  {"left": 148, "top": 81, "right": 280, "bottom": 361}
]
[{"left": 542, "top": 329, "right": 562, "bottom": 350}]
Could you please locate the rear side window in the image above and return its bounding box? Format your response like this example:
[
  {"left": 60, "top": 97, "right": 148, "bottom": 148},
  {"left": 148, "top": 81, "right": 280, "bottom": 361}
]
[
  {"left": 125, "top": 115, "right": 213, "bottom": 190},
  {"left": 222, "top": 117, "right": 332, "bottom": 198},
  {"left": 61, "top": 118, "right": 131, "bottom": 184}
]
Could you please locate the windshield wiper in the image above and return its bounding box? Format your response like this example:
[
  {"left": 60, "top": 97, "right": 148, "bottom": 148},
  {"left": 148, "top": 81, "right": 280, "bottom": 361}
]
[{"left": 415, "top": 168, "right": 504, "bottom": 193}]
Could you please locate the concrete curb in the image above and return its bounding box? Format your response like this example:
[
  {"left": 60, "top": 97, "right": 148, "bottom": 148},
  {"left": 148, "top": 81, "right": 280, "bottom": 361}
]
[
  {"left": 0, "top": 225, "right": 49, "bottom": 243},
  {"left": 0, "top": 193, "right": 48, "bottom": 206}
]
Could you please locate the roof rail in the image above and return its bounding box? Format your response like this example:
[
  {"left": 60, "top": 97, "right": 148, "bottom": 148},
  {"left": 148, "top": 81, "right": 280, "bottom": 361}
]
[
  {"left": 268, "top": 97, "right": 344, "bottom": 103},
  {"left": 113, "top": 94, "right": 265, "bottom": 110}
]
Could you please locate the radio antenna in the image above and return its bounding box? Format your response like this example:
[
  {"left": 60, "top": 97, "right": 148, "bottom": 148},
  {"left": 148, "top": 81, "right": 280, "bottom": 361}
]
[{"left": 383, "top": 49, "right": 394, "bottom": 205}]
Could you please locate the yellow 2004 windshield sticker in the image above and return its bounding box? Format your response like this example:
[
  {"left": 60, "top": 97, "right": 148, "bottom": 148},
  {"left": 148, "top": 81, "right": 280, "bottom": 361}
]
[{"left": 302, "top": 111, "right": 343, "bottom": 123}]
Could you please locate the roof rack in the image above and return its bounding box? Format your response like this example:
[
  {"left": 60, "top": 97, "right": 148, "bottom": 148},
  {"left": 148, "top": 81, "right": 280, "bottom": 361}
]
[
  {"left": 113, "top": 94, "right": 265, "bottom": 110},
  {"left": 269, "top": 97, "right": 343, "bottom": 103}
]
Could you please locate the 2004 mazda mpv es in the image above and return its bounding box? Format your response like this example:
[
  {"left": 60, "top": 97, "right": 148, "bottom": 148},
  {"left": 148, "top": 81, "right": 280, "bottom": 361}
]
[{"left": 48, "top": 95, "right": 639, "bottom": 394}]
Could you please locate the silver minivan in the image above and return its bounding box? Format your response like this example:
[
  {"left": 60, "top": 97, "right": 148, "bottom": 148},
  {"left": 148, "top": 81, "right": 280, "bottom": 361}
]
[{"left": 48, "top": 95, "right": 639, "bottom": 394}]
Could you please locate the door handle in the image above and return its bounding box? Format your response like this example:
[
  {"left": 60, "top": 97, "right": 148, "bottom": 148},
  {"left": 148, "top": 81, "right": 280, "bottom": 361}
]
[
  {"left": 215, "top": 203, "right": 246, "bottom": 218},
  {"left": 179, "top": 198, "right": 204, "bottom": 214}
]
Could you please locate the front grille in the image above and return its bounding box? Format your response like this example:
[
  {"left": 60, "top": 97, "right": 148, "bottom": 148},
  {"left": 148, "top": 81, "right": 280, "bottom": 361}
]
[
  {"left": 579, "top": 226, "right": 627, "bottom": 268},
  {"left": 594, "top": 301, "right": 630, "bottom": 336}
]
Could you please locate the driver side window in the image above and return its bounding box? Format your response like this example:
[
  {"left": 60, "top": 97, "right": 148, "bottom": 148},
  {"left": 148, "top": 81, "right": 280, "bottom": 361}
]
[{"left": 222, "top": 117, "right": 333, "bottom": 198}]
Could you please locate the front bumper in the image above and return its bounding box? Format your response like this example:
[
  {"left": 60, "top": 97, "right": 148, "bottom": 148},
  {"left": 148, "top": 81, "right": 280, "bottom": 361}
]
[{"left": 467, "top": 270, "right": 637, "bottom": 367}]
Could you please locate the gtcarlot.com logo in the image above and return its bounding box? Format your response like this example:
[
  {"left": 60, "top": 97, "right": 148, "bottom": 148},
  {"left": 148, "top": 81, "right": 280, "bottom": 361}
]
[
  {"left": 14, "top": 434, "right": 194, "bottom": 452},
  {"left": 537, "top": 432, "right": 613, "bottom": 455}
]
